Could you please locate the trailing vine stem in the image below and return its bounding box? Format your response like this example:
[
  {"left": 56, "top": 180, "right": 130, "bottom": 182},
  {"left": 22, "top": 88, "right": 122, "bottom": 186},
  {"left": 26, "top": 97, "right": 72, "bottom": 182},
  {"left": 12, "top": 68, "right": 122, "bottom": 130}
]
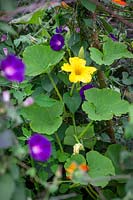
[{"left": 92, "top": 13, "right": 116, "bottom": 144}]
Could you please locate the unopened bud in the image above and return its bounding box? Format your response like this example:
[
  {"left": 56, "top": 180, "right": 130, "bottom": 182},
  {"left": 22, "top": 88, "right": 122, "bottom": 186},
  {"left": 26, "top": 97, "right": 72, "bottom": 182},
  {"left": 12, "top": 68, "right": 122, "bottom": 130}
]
[
  {"left": 23, "top": 97, "right": 34, "bottom": 107},
  {"left": 2, "top": 91, "right": 10, "bottom": 102}
]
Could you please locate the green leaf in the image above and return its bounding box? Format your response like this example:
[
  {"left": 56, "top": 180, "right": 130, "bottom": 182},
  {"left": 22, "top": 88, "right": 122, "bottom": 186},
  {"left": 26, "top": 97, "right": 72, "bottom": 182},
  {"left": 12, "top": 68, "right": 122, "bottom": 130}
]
[
  {"left": 11, "top": 9, "right": 45, "bottom": 25},
  {"left": 81, "top": 0, "right": 96, "bottom": 12},
  {"left": 103, "top": 38, "right": 133, "bottom": 65},
  {"left": 89, "top": 47, "right": 104, "bottom": 65},
  {"left": 14, "top": 34, "right": 32, "bottom": 48},
  {"left": 64, "top": 125, "right": 96, "bottom": 149},
  {"left": 23, "top": 45, "right": 64, "bottom": 76},
  {"left": 105, "top": 144, "right": 125, "bottom": 174},
  {"left": 0, "top": 22, "right": 17, "bottom": 35},
  {"left": 0, "top": 173, "right": 15, "bottom": 200},
  {"left": 59, "top": 183, "right": 69, "bottom": 193},
  {"left": 63, "top": 91, "right": 81, "bottom": 113},
  {"left": 89, "top": 38, "right": 133, "bottom": 65},
  {"left": 20, "top": 102, "right": 63, "bottom": 135},
  {"left": 99, "top": 18, "right": 113, "bottom": 33},
  {"left": 11, "top": 182, "right": 26, "bottom": 200},
  {"left": 82, "top": 88, "right": 129, "bottom": 121},
  {"left": 57, "top": 151, "right": 70, "bottom": 162},
  {"left": 34, "top": 94, "right": 57, "bottom": 107},
  {"left": 86, "top": 151, "right": 115, "bottom": 187}
]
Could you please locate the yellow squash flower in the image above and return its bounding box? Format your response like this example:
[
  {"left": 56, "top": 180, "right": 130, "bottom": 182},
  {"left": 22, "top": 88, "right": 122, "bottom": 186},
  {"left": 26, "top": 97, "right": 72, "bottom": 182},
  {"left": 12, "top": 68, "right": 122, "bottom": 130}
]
[{"left": 61, "top": 57, "right": 97, "bottom": 83}]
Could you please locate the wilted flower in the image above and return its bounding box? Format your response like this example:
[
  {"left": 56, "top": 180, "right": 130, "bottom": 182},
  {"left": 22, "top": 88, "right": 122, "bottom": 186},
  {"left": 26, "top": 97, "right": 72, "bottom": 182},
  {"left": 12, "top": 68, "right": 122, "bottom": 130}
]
[
  {"left": 50, "top": 34, "right": 64, "bottom": 51},
  {"left": 66, "top": 162, "right": 89, "bottom": 179},
  {"left": 23, "top": 97, "right": 34, "bottom": 107},
  {"left": 80, "top": 84, "right": 94, "bottom": 101},
  {"left": 109, "top": 33, "right": 118, "bottom": 41},
  {"left": 73, "top": 143, "right": 84, "bottom": 154},
  {"left": 61, "top": 1, "right": 70, "bottom": 9},
  {"left": 0, "top": 54, "right": 25, "bottom": 83},
  {"left": 61, "top": 57, "right": 97, "bottom": 83},
  {"left": 75, "top": 27, "right": 80, "bottom": 33},
  {"left": 112, "top": 0, "right": 127, "bottom": 6},
  {"left": 3, "top": 48, "right": 8, "bottom": 56},
  {"left": 1, "top": 34, "right": 7, "bottom": 42},
  {"left": 28, "top": 133, "right": 52, "bottom": 162},
  {"left": 2, "top": 91, "right": 10, "bottom": 102}
]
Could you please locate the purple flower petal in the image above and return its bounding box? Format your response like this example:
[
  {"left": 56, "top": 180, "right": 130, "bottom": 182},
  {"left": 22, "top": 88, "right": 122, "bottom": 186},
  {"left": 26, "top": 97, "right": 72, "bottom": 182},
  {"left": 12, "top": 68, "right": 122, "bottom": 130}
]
[
  {"left": 28, "top": 133, "right": 52, "bottom": 162},
  {"left": 56, "top": 26, "right": 69, "bottom": 33},
  {"left": 23, "top": 97, "right": 34, "bottom": 107},
  {"left": 50, "top": 34, "right": 64, "bottom": 51},
  {"left": 79, "top": 84, "right": 94, "bottom": 101},
  {"left": 56, "top": 26, "right": 63, "bottom": 33},
  {"left": 109, "top": 33, "right": 118, "bottom": 41},
  {"left": 0, "top": 54, "right": 25, "bottom": 83},
  {"left": 1, "top": 34, "right": 7, "bottom": 42}
]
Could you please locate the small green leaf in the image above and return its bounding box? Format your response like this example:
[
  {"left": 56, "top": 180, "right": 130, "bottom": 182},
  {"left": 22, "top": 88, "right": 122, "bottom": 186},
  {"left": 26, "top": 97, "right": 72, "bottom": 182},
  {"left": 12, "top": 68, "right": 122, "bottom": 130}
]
[
  {"left": 23, "top": 45, "right": 64, "bottom": 76},
  {"left": 82, "top": 88, "right": 129, "bottom": 121},
  {"left": 11, "top": 9, "right": 45, "bottom": 25},
  {"left": 57, "top": 151, "right": 70, "bottom": 162},
  {"left": 86, "top": 151, "right": 115, "bottom": 187},
  {"left": 64, "top": 125, "right": 96, "bottom": 149},
  {"left": 63, "top": 91, "right": 81, "bottom": 113},
  {"left": 99, "top": 18, "right": 113, "bottom": 33},
  {"left": 78, "top": 46, "right": 84, "bottom": 59},
  {"left": 59, "top": 183, "right": 69, "bottom": 193},
  {"left": 81, "top": 0, "right": 96, "bottom": 12}
]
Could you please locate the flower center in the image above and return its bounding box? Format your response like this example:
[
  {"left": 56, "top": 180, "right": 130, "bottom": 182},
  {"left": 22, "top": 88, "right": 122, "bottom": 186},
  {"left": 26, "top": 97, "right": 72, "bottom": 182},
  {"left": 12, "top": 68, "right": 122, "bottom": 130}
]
[
  {"left": 4, "top": 66, "right": 15, "bottom": 76},
  {"left": 32, "top": 145, "right": 42, "bottom": 154},
  {"left": 56, "top": 40, "right": 62, "bottom": 46},
  {"left": 74, "top": 66, "right": 82, "bottom": 75}
]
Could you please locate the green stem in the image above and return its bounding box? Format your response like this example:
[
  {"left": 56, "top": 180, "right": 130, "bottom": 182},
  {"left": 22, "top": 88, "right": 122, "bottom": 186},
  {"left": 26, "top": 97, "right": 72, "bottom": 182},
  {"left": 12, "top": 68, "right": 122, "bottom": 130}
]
[
  {"left": 84, "top": 186, "right": 96, "bottom": 200},
  {"left": 70, "top": 83, "right": 75, "bottom": 96},
  {"left": 48, "top": 73, "right": 62, "bottom": 101},
  {"left": 71, "top": 113, "right": 77, "bottom": 135},
  {"left": 88, "top": 184, "right": 98, "bottom": 198},
  {"left": 78, "top": 121, "right": 93, "bottom": 139},
  {"left": 55, "top": 132, "right": 64, "bottom": 153},
  {"left": 30, "top": 158, "right": 39, "bottom": 190}
]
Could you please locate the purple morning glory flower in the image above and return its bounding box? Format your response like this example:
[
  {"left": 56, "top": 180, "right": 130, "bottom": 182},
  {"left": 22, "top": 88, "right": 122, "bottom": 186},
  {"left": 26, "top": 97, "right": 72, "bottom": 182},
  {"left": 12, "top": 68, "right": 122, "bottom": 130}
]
[
  {"left": 109, "top": 33, "right": 118, "bottom": 41},
  {"left": 79, "top": 84, "right": 94, "bottom": 101},
  {"left": 56, "top": 26, "right": 69, "bottom": 33},
  {"left": 50, "top": 34, "right": 64, "bottom": 51},
  {"left": 28, "top": 133, "right": 52, "bottom": 162},
  {"left": 0, "top": 54, "right": 25, "bottom": 82}
]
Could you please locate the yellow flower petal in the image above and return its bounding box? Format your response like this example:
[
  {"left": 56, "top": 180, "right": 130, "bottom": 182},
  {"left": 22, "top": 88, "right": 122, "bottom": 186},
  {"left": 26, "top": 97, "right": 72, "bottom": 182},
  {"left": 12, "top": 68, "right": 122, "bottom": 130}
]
[
  {"left": 86, "top": 66, "right": 97, "bottom": 74},
  {"left": 69, "top": 57, "right": 86, "bottom": 66},
  {"left": 61, "top": 63, "right": 72, "bottom": 72},
  {"left": 61, "top": 56, "right": 97, "bottom": 83},
  {"left": 79, "top": 74, "right": 92, "bottom": 83},
  {"left": 69, "top": 73, "right": 79, "bottom": 83}
]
